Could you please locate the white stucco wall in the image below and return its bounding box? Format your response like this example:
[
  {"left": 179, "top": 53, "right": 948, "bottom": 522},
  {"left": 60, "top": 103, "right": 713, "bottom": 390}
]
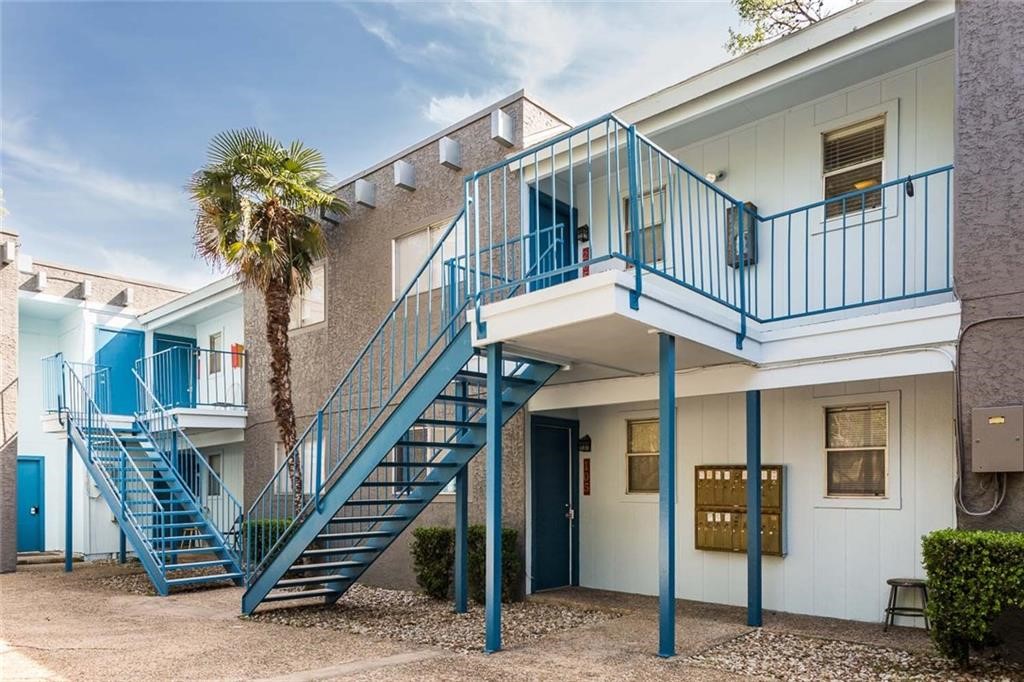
[{"left": 571, "top": 372, "right": 955, "bottom": 624}]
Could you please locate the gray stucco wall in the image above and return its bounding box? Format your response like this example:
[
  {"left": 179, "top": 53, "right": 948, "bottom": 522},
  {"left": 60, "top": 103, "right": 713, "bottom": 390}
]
[
  {"left": 244, "top": 96, "right": 569, "bottom": 590},
  {"left": 1, "top": 230, "right": 19, "bottom": 572},
  {"left": 954, "top": 0, "right": 1024, "bottom": 530}
]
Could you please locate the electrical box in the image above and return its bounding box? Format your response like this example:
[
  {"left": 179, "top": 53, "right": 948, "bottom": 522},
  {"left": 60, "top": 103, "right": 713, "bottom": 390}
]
[
  {"left": 695, "top": 464, "right": 786, "bottom": 556},
  {"left": 971, "top": 405, "right": 1024, "bottom": 473},
  {"left": 726, "top": 201, "right": 758, "bottom": 268}
]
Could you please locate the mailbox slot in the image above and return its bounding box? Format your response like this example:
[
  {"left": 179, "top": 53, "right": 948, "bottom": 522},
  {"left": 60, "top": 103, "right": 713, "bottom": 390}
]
[{"left": 694, "top": 464, "right": 786, "bottom": 557}]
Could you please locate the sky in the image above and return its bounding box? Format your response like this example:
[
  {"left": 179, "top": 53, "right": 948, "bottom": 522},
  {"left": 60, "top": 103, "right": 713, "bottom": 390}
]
[{"left": 2, "top": 1, "right": 762, "bottom": 289}]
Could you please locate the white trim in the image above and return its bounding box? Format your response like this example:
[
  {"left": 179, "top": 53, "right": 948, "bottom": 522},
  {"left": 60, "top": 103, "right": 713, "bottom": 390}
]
[
  {"left": 813, "top": 390, "right": 902, "bottom": 510},
  {"left": 138, "top": 275, "right": 240, "bottom": 327}
]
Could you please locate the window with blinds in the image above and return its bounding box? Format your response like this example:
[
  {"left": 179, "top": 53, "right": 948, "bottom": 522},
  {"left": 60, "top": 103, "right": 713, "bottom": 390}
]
[
  {"left": 626, "top": 418, "right": 659, "bottom": 493},
  {"left": 822, "top": 117, "right": 885, "bottom": 219},
  {"left": 825, "top": 403, "right": 887, "bottom": 497}
]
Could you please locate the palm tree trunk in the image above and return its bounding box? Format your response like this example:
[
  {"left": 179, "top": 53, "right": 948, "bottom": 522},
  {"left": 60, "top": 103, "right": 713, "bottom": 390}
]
[{"left": 264, "top": 278, "right": 302, "bottom": 517}]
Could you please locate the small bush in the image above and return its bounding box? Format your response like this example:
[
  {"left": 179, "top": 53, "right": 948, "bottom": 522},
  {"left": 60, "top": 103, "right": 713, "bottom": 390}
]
[
  {"left": 411, "top": 526, "right": 455, "bottom": 599},
  {"left": 410, "top": 525, "right": 522, "bottom": 603},
  {"left": 921, "top": 528, "right": 1024, "bottom": 664},
  {"left": 242, "top": 518, "right": 292, "bottom": 564}
]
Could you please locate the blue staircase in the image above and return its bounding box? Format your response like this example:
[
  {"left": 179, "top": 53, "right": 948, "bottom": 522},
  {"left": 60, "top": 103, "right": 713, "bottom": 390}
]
[
  {"left": 241, "top": 206, "right": 560, "bottom": 613},
  {"left": 57, "top": 359, "right": 243, "bottom": 594}
]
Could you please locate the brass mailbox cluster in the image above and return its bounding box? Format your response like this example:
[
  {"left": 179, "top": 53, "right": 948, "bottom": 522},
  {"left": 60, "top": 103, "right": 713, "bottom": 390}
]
[{"left": 695, "top": 465, "right": 786, "bottom": 557}]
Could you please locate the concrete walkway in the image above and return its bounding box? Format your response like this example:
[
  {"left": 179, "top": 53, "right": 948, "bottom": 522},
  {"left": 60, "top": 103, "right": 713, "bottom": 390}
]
[{"left": 0, "top": 561, "right": 936, "bottom": 681}]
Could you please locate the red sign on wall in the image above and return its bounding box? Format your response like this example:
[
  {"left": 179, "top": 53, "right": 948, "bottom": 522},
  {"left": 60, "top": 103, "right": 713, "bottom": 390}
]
[{"left": 583, "top": 457, "right": 591, "bottom": 496}]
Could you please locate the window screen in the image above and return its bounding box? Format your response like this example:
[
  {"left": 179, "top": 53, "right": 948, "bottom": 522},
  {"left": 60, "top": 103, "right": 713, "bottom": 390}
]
[
  {"left": 823, "top": 118, "right": 885, "bottom": 219},
  {"left": 626, "top": 419, "right": 659, "bottom": 493},
  {"left": 825, "top": 404, "right": 887, "bottom": 497}
]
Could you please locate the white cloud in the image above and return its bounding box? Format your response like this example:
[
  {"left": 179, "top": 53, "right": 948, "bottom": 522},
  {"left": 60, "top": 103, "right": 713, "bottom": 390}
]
[
  {"left": 2, "top": 130, "right": 186, "bottom": 215},
  {"left": 93, "top": 246, "right": 220, "bottom": 291},
  {"left": 351, "top": 2, "right": 740, "bottom": 126}
]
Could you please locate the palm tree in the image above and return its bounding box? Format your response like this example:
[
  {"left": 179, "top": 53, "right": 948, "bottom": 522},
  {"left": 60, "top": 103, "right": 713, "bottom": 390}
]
[{"left": 190, "top": 129, "right": 347, "bottom": 515}]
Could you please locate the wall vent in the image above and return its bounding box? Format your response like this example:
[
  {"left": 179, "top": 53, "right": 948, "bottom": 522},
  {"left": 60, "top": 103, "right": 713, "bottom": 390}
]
[
  {"left": 490, "top": 109, "right": 514, "bottom": 147},
  {"left": 394, "top": 160, "right": 416, "bottom": 191},
  {"left": 355, "top": 179, "right": 376, "bottom": 208},
  {"left": 439, "top": 136, "right": 462, "bottom": 170}
]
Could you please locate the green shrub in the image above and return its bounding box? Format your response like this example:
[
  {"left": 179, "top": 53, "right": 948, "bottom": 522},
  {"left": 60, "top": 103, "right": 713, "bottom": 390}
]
[
  {"left": 410, "top": 525, "right": 522, "bottom": 603},
  {"left": 411, "top": 526, "right": 455, "bottom": 599},
  {"left": 921, "top": 528, "right": 1024, "bottom": 664},
  {"left": 468, "top": 525, "right": 521, "bottom": 604},
  {"left": 242, "top": 518, "right": 292, "bottom": 564}
]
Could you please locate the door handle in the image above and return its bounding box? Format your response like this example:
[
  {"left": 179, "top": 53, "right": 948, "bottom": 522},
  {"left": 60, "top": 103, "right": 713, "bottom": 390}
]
[{"left": 29, "top": 506, "right": 39, "bottom": 515}]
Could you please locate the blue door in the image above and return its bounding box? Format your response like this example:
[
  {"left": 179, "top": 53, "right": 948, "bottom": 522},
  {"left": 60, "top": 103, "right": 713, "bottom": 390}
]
[
  {"left": 153, "top": 334, "right": 196, "bottom": 408},
  {"left": 95, "top": 328, "right": 144, "bottom": 415},
  {"left": 528, "top": 189, "right": 578, "bottom": 292},
  {"left": 530, "top": 417, "right": 580, "bottom": 591},
  {"left": 16, "top": 457, "right": 45, "bottom": 552}
]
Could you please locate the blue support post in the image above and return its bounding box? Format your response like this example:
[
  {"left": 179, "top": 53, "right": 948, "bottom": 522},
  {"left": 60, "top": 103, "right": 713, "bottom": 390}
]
[
  {"left": 454, "top": 379, "right": 469, "bottom": 614},
  {"left": 658, "top": 333, "right": 676, "bottom": 658},
  {"left": 484, "top": 342, "right": 503, "bottom": 653},
  {"left": 119, "top": 530, "right": 127, "bottom": 564},
  {"left": 65, "top": 423, "right": 73, "bottom": 573},
  {"left": 746, "top": 390, "right": 763, "bottom": 627},
  {"left": 627, "top": 125, "right": 642, "bottom": 310}
]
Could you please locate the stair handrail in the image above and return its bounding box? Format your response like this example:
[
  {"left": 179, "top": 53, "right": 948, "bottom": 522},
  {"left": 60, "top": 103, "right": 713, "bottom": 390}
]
[
  {"left": 244, "top": 208, "right": 470, "bottom": 579},
  {"left": 62, "top": 360, "right": 168, "bottom": 571},
  {"left": 132, "top": 367, "right": 244, "bottom": 556}
]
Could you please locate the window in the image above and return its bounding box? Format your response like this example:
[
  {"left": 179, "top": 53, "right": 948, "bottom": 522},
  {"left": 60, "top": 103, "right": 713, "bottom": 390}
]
[
  {"left": 393, "top": 426, "right": 429, "bottom": 496},
  {"left": 392, "top": 217, "right": 458, "bottom": 299},
  {"left": 822, "top": 117, "right": 885, "bottom": 219},
  {"left": 208, "top": 332, "right": 223, "bottom": 374},
  {"left": 289, "top": 263, "right": 325, "bottom": 330},
  {"left": 623, "top": 189, "right": 666, "bottom": 265},
  {"left": 626, "top": 418, "right": 659, "bottom": 493},
  {"left": 825, "top": 403, "right": 887, "bottom": 497},
  {"left": 207, "top": 452, "right": 222, "bottom": 497},
  {"left": 273, "top": 441, "right": 319, "bottom": 496}
]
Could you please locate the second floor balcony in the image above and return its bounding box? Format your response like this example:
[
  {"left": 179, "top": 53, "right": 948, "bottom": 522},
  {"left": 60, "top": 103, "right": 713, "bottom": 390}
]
[{"left": 134, "top": 345, "right": 246, "bottom": 414}]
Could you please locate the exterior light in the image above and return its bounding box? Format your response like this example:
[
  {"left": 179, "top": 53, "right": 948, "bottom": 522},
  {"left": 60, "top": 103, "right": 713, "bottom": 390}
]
[
  {"left": 578, "top": 434, "right": 592, "bottom": 452},
  {"left": 576, "top": 224, "right": 590, "bottom": 243},
  {"left": 705, "top": 170, "right": 726, "bottom": 183}
]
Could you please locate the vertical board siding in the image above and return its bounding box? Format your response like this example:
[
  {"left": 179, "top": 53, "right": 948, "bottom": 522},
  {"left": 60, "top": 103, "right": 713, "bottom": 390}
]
[{"left": 576, "top": 374, "right": 954, "bottom": 623}]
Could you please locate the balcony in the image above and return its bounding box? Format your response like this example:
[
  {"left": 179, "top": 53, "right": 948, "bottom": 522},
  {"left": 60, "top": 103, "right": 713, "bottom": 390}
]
[
  {"left": 134, "top": 346, "right": 247, "bottom": 430},
  {"left": 443, "top": 115, "right": 955, "bottom": 379}
]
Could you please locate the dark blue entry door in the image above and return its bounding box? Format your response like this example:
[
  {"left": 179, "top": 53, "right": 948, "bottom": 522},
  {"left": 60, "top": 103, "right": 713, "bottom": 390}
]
[
  {"left": 96, "top": 328, "right": 144, "bottom": 415},
  {"left": 17, "top": 457, "right": 45, "bottom": 552},
  {"left": 530, "top": 416, "right": 580, "bottom": 591},
  {"left": 528, "top": 189, "right": 578, "bottom": 292},
  {"left": 153, "top": 334, "right": 197, "bottom": 408}
]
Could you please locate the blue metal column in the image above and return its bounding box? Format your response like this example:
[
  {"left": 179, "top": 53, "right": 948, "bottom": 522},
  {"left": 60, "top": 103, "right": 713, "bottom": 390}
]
[
  {"left": 658, "top": 333, "right": 676, "bottom": 658},
  {"left": 65, "top": 423, "right": 73, "bottom": 573},
  {"left": 454, "top": 380, "right": 469, "bottom": 614},
  {"left": 746, "top": 390, "right": 762, "bottom": 627},
  {"left": 484, "top": 342, "right": 503, "bottom": 653}
]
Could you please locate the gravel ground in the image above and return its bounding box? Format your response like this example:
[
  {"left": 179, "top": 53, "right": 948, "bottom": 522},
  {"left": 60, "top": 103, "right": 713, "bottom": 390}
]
[
  {"left": 249, "top": 583, "right": 621, "bottom": 653},
  {"left": 75, "top": 558, "right": 239, "bottom": 596},
  {"left": 687, "top": 628, "right": 1024, "bottom": 681}
]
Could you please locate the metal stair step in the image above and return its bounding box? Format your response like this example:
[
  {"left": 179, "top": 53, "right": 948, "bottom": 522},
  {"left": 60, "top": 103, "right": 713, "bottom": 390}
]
[
  {"left": 263, "top": 588, "right": 341, "bottom": 603},
  {"left": 316, "top": 530, "right": 395, "bottom": 541},
  {"left": 327, "top": 515, "right": 409, "bottom": 524},
  {"left": 139, "top": 522, "right": 202, "bottom": 530},
  {"left": 166, "top": 572, "right": 242, "bottom": 586},
  {"left": 276, "top": 574, "right": 354, "bottom": 588},
  {"left": 375, "top": 461, "right": 460, "bottom": 469},
  {"left": 165, "top": 559, "right": 234, "bottom": 570},
  {"left": 150, "top": 533, "right": 215, "bottom": 542},
  {"left": 455, "top": 369, "right": 536, "bottom": 386},
  {"left": 131, "top": 510, "right": 198, "bottom": 517},
  {"left": 286, "top": 560, "right": 365, "bottom": 573},
  {"left": 432, "top": 395, "right": 514, "bottom": 407},
  {"left": 344, "top": 497, "right": 423, "bottom": 506},
  {"left": 155, "top": 546, "right": 220, "bottom": 555},
  {"left": 301, "top": 545, "right": 377, "bottom": 558},
  {"left": 359, "top": 481, "right": 442, "bottom": 488},
  {"left": 394, "top": 440, "right": 478, "bottom": 450},
  {"left": 413, "top": 418, "right": 484, "bottom": 430}
]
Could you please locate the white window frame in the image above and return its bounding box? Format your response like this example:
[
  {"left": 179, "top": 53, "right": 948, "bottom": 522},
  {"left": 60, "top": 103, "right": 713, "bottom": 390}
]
[
  {"left": 206, "top": 450, "right": 223, "bottom": 497},
  {"left": 814, "top": 391, "right": 902, "bottom": 510},
  {"left": 208, "top": 330, "right": 223, "bottom": 375},
  {"left": 391, "top": 216, "right": 458, "bottom": 300},
  {"left": 814, "top": 100, "right": 900, "bottom": 234},
  {"left": 622, "top": 187, "right": 667, "bottom": 267},
  {"left": 289, "top": 262, "right": 326, "bottom": 331},
  {"left": 625, "top": 417, "right": 660, "bottom": 495},
  {"left": 273, "top": 441, "right": 321, "bottom": 496}
]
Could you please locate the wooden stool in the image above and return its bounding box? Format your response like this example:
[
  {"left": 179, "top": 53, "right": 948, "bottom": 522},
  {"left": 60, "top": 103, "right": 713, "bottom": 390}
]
[{"left": 884, "top": 577, "right": 929, "bottom": 631}]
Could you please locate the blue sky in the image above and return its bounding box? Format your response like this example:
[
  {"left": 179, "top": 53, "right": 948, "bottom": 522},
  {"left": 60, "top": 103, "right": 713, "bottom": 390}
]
[{"left": 2, "top": 1, "right": 753, "bottom": 289}]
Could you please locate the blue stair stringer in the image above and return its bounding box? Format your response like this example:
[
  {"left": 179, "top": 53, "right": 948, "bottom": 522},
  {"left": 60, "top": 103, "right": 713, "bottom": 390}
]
[
  {"left": 66, "top": 414, "right": 244, "bottom": 594},
  {"left": 241, "top": 325, "right": 559, "bottom": 613}
]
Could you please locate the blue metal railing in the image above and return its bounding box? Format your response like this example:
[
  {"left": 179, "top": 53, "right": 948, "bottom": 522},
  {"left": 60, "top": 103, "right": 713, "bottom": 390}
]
[
  {"left": 135, "top": 346, "right": 246, "bottom": 410},
  {"left": 42, "top": 353, "right": 112, "bottom": 416},
  {"left": 462, "top": 113, "right": 954, "bottom": 339},
  {"left": 244, "top": 209, "right": 471, "bottom": 580},
  {"left": 133, "top": 367, "right": 244, "bottom": 555}
]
